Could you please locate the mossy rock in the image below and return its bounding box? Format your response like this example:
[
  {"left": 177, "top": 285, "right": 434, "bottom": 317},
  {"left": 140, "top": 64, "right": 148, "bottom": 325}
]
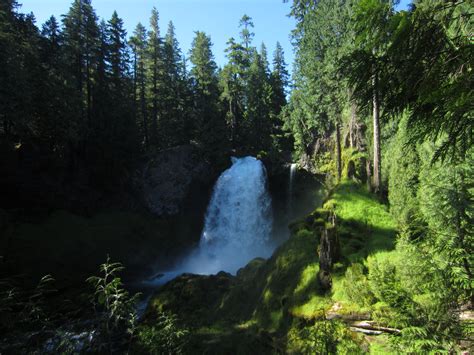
[{"left": 146, "top": 272, "right": 235, "bottom": 327}]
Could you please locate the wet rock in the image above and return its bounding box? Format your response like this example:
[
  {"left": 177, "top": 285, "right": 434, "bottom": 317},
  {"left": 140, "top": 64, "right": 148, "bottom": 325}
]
[{"left": 135, "top": 144, "right": 214, "bottom": 216}]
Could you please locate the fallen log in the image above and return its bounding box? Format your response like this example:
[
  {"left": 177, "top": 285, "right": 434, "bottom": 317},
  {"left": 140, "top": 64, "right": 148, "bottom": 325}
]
[
  {"left": 349, "top": 327, "right": 382, "bottom": 335},
  {"left": 351, "top": 321, "right": 401, "bottom": 335}
]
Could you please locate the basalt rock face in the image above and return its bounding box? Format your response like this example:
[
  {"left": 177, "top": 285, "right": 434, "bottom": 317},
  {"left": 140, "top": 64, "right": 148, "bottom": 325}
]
[{"left": 135, "top": 145, "right": 215, "bottom": 217}]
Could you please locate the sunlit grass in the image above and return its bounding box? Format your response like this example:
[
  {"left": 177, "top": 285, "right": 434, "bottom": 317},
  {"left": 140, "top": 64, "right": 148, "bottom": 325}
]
[{"left": 290, "top": 294, "right": 331, "bottom": 319}]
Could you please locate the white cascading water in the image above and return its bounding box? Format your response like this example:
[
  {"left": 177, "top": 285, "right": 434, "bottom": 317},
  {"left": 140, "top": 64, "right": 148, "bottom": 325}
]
[
  {"left": 197, "top": 156, "right": 273, "bottom": 273},
  {"left": 151, "top": 156, "right": 273, "bottom": 283}
]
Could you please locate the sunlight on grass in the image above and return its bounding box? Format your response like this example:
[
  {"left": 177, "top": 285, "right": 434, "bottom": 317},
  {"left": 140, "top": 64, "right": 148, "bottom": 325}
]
[
  {"left": 290, "top": 294, "right": 331, "bottom": 319},
  {"left": 294, "top": 263, "right": 319, "bottom": 295}
]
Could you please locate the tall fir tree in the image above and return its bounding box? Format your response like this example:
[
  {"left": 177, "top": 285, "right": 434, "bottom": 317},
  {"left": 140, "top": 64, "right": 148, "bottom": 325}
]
[
  {"left": 220, "top": 37, "right": 246, "bottom": 146},
  {"left": 146, "top": 7, "right": 162, "bottom": 148},
  {"left": 161, "top": 21, "right": 187, "bottom": 148},
  {"left": 189, "top": 31, "right": 226, "bottom": 157},
  {"left": 129, "top": 23, "right": 149, "bottom": 150},
  {"left": 270, "top": 42, "right": 289, "bottom": 116}
]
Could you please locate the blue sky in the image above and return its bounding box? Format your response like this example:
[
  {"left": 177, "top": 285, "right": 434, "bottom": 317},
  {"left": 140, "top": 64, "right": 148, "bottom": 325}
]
[{"left": 19, "top": 0, "right": 411, "bottom": 71}]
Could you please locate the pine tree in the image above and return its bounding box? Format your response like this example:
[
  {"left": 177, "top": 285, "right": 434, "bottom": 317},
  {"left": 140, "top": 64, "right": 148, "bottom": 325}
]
[
  {"left": 62, "top": 0, "right": 100, "bottom": 129},
  {"left": 270, "top": 42, "right": 289, "bottom": 116},
  {"left": 344, "top": 0, "right": 397, "bottom": 190},
  {"left": 146, "top": 7, "right": 162, "bottom": 147},
  {"left": 287, "top": 0, "right": 355, "bottom": 178},
  {"left": 220, "top": 37, "right": 246, "bottom": 146},
  {"left": 161, "top": 21, "right": 187, "bottom": 148},
  {"left": 239, "top": 14, "right": 254, "bottom": 50},
  {"left": 36, "top": 16, "right": 70, "bottom": 153},
  {"left": 0, "top": 0, "right": 38, "bottom": 141},
  {"left": 107, "top": 11, "right": 128, "bottom": 92},
  {"left": 130, "top": 23, "right": 149, "bottom": 150},
  {"left": 103, "top": 11, "right": 139, "bottom": 182},
  {"left": 245, "top": 45, "right": 273, "bottom": 152},
  {"left": 189, "top": 31, "right": 226, "bottom": 157}
]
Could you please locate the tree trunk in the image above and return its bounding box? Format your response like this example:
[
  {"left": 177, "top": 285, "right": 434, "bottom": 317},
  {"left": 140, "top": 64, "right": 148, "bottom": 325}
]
[
  {"left": 86, "top": 55, "right": 92, "bottom": 127},
  {"left": 229, "top": 99, "right": 235, "bottom": 144},
  {"left": 350, "top": 102, "right": 357, "bottom": 148},
  {"left": 152, "top": 54, "right": 158, "bottom": 146},
  {"left": 372, "top": 73, "right": 381, "bottom": 192},
  {"left": 141, "top": 79, "right": 148, "bottom": 152},
  {"left": 336, "top": 120, "right": 342, "bottom": 181}
]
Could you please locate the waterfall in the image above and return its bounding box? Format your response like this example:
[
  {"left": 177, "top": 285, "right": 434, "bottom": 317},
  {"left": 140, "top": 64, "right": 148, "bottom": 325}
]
[
  {"left": 196, "top": 156, "right": 273, "bottom": 274},
  {"left": 153, "top": 156, "right": 273, "bottom": 281},
  {"left": 288, "top": 163, "right": 297, "bottom": 218}
]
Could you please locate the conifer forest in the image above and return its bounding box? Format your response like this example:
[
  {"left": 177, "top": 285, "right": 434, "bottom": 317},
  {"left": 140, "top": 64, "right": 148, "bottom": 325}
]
[{"left": 0, "top": 0, "right": 472, "bottom": 353}]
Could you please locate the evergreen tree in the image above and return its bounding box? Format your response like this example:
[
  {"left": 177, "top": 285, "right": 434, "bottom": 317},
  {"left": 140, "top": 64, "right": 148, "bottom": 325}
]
[
  {"left": 239, "top": 14, "right": 254, "bottom": 50},
  {"left": 146, "top": 7, "right": 162, "bottom": 147},
  {"left": 107, "top": 11, "right": 128, "bottom": 91},
  {"left": 62, "top": 0, "right": 100, "bottom": 127},
  {"left": 129, "top": 23, "right": 149, "bottom": 150},
  {"left": 220, "top": 37, "right": 247, "bottom": 146},
  {"left": 36, "top": 16, "right": 70, "bottom": 153},
  {"left": 287, "top": 0, "right": 355, "bottom": 178},
  {"left": 102, "top": 11, "right": 138, "bottom": 183},
  {"left": 245, "top": 45, "right": 273, "bottom": 152},
  {"left": 161, "top": 21, "right": 187, "bottom": 148},
  {"left": 270, "top": 42, "right": 289, "bottom": 116},
  {"left": 0, "top": 0, "right": 38, "bottom": 142},
  {"left": 189, "top": 31, "right": 226, "bottom": 157}
]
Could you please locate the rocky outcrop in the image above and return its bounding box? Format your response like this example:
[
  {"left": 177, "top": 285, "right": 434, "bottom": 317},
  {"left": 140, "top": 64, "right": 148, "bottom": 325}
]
[{"left": 135, "top": 145, "right": 215, "bottom": 216}]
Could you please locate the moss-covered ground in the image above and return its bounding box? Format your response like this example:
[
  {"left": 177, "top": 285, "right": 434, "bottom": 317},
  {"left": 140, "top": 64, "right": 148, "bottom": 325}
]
[{"left": 145, "top": 180, "right": 399, "bottom": 353}]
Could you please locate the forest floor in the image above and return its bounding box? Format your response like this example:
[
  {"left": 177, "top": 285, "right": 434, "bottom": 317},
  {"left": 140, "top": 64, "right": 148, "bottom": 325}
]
[{"left": 145, "top": 180, "right": 399, "bottom": 353}]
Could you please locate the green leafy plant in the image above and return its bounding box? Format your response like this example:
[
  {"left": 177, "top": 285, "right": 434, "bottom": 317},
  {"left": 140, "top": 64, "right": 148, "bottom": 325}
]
[{"left": 87, "top": 256, "right": 140, "bottom": 352}]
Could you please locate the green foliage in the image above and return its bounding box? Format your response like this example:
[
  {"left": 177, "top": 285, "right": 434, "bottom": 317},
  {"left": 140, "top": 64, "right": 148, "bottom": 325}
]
[
  {"left": 137, "top": 313, "right": 189, "bottom": 354},
  {"left": 341, "top": 263, "right": 375, "bottom": 307},
  {"left": 364, "top": 235, "right": 464, "bottom": 352},
  {"left": 385, "top": 113, "right": 422, "bottom": 228},
  {"left": 342, "top": 148, "right": 368, "bottom": 181},
  {"left": 286, "top": 0, "right": 355, "bottom": 162},
  {"left": 0, "top": 274, "right": 56, "bottom": 334},
  {"left": 189, "top": 31, "right": 227, "bottom": 158},
  {"left": 87, "top": 256, "right": 140, "bottom": 351},
  {"left": 287, "top": 319, "right": 363, "bottom": 354},
  {"left": 345, "top": 0, "right": 473, "bottom": 162},
  {"left": 417, "top": 145, "right": 473, "bottom": 301}
]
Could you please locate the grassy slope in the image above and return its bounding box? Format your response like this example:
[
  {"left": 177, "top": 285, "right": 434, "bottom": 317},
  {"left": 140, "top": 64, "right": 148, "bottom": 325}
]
[{"left": 147, "top": 180, "right": 398, "bottom": 353}]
